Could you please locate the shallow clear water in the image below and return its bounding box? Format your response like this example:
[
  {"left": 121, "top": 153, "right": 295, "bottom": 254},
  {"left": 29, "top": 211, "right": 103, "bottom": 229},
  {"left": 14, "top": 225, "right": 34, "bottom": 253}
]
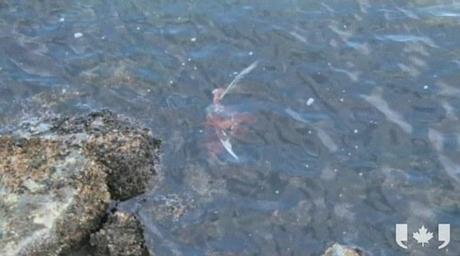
[{"left": 1, "top": 0, "right": 460, "bottom": 255}]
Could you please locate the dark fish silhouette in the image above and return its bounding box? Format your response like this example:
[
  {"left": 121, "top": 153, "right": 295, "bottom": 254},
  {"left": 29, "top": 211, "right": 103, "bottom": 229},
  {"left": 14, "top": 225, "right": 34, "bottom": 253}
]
[{"left": 1, "top": 36, "right": 66, "bottom": 79}]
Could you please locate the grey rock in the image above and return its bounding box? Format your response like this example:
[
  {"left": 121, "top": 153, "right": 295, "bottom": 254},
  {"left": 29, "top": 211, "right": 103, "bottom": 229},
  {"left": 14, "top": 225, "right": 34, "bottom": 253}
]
[
  {"left": 322, "top": 243, "right": 365, "bottom": 256},
  {"left": 0, "top": 111, "right": 160, "bottom": 256},
  {"left": 90, "top": 211, "right": 149, "bottom": 256}
]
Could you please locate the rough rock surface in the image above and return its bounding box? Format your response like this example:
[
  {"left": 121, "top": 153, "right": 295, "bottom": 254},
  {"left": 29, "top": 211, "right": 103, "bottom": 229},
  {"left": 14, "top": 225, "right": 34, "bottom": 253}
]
[
  {"left": 0, "top": 111, "right": 160, "bottom": 256},
  {"left": 90, "top": 211, "right": 149, "bottom": 256},
  {"left": 322, "top": 243, "right": 365, "bottom": 256}
]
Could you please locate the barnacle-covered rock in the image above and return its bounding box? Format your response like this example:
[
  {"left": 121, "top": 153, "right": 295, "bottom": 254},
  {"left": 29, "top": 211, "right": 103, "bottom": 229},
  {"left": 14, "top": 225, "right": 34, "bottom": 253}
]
[
  {"left": 90, "top": 211, "right": 149, "bottom": 256},
  {"left": 0, "top": 111, "right": 160, "bottom": 256}
]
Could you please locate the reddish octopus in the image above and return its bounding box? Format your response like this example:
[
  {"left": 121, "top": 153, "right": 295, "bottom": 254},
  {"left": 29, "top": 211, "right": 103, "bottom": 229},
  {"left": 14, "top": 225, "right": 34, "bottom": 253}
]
[{"left": 204, "top": 88, "right": 255, "bottom": 161}]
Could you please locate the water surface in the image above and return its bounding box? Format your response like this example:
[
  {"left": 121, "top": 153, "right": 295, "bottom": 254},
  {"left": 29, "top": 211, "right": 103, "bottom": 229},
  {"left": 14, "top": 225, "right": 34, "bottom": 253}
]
[{"left": 1, "top": 0, "right": 460, "bottom": 255}]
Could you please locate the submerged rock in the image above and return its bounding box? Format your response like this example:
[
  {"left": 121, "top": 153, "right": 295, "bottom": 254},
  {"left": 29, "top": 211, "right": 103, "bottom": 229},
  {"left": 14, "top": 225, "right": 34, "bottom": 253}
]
[
  {"left": 0, "top": 111, "right": 160, "bottom": 256},
  {"left": 90, "top": 211, "right": 149, "bottom": 256},
  {"left": 322, "top": 243, "right": 365, "bottom": 256}
]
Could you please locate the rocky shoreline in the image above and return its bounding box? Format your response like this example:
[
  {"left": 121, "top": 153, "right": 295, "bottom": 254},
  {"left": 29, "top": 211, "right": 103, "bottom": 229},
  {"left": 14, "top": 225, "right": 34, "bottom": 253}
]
[
  {"left": 0, "top": 111, "right": 365, "bottom": 256},
  {"left": 0, "top": 111, "right": 160, "bottom": 256}
]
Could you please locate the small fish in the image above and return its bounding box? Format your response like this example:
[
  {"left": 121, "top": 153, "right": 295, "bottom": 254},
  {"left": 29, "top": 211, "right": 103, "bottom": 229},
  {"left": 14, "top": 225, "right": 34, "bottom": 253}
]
[{"left": 1, "top": 36, "right": 66, "bottom": 78}]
